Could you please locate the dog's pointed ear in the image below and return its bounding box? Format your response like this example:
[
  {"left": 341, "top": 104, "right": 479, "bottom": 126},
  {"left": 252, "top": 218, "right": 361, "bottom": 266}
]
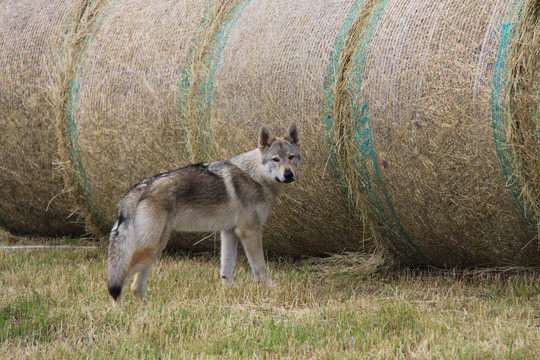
[
  {"left": 285, "top": 123, "right": 299, "bottom": 145},
  {"left": 259, "top": 125, "right": 275, "bottom": 151}
]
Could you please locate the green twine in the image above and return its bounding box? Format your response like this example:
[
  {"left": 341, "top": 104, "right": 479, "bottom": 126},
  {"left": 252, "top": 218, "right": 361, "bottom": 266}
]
[
  {"left": 64, "top": 0, "right": 119, "bottom": 231},
  {"left": 533, "top": 60, "right": 540, "bottom": 173},
  {"left": 177, "top": 67, "right": 190, "bottom": 160},
  {"left": 322, "top": 0, "right": 430, "bottom": 265},
  {"left": 351, "top": 103, "right": 429, "bottom": 265},
  {"left": 321, "top": 0, "right": 361, "bottom": 193},
  {"left": 491, "top": 0, "right": 538, "bottom": 231},
  {"left": 177, "top": 0, "right": 252, "bottom": 162}
]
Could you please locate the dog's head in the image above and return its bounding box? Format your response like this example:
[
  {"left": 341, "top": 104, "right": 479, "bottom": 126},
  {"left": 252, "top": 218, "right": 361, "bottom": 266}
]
[{"left": 259, "top": 124, "right": 301, "bottom": 183}]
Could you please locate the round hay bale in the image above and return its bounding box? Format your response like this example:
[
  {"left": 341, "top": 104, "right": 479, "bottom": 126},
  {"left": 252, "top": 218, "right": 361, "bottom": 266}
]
[
  {"left": 0, "top": 0, "right": 85, "bottom": 236},
  {"left": 208, "top": 0, "right": 369, "bottom": 255},
  {"left": 58, "top": 0, "right": 221, "bottom": 251},
  {"left": 325, "top": 0, "right": 540, "bottom": 267},
  {"left": 61, "top": 0, "right": 371, "bottom": 256}
]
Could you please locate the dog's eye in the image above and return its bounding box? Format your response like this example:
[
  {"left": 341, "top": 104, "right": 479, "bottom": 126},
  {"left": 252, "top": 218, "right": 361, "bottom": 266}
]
[
  {"left": 288, "top": 155, "right": 295, "bottom": 160},
  {"left": 272, "top": 157, "right": 279, "bottom": 162}
]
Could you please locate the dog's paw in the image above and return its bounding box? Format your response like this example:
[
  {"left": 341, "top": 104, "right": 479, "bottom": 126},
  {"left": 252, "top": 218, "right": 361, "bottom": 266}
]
[{"left": 221, "top": 275, "right": 234, "bottom": 286}]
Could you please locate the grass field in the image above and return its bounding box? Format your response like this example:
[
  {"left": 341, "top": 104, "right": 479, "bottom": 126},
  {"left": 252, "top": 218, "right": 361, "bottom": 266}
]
[{"left": 1, "top": 233, "right": 539, "bottom": 359}]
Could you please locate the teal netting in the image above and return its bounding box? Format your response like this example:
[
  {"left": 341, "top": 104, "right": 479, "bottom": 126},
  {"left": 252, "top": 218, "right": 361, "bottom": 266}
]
[
  {"left": 491, "top": 0, "right": 538, "bottom": 231},
  {"left": 64, "top": 0, "right": 118, "bottom": 230},
  {"left": 177, "top": 0, "right": 252, "bottom": 162},
  {"left": 321, "top": 0, "right": 430, "bottom": 265},
  {"left": 321, "top": 0, "right": 360, "bottom": 193}
]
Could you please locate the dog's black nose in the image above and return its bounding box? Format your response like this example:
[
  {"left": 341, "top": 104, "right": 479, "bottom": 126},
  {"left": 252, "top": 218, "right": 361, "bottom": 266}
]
[{"left": 283, "top": 170, "right": 294, "bottom": 182}]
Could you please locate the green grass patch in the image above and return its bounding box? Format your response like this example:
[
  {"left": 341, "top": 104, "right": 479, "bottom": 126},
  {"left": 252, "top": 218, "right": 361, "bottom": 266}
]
[{"left": 0, "top": 233, "right": 539, "bottom": 359}]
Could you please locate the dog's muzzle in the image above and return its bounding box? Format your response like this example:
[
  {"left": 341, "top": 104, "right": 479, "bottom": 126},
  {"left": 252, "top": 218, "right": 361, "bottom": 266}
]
[{"left": 276, "top": 169, "right": 295, "bottom": 183}]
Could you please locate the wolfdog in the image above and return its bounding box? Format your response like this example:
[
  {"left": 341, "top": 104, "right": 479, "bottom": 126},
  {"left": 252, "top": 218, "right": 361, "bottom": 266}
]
[{"left": 107, "top": 124, "right": 301, "bottom": 302}]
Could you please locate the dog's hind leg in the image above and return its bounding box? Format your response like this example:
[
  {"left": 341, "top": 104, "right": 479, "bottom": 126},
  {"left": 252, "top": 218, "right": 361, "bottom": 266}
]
[
  {"left": 127, "top": 205, "right": 173, "bottom": 299},
  {"left": 220, "top": 230, "right": 239, "bottom": 285},
  {"left": 131, "top": 266, "right": 151, "bottom": 298},
  {"left": 128, "top": 226, "right": 172, "bottom": 298}
]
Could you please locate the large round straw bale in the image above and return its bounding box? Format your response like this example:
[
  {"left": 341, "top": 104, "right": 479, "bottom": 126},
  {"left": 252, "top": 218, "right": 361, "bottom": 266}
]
[
  {"left": 208, "top": 0, "right": 369, "bottom": 255},
  {"left": 325, "top": 0, "right": 540, "bottom": 267},
  {"left": 0, "top": 0, "right": 85, "bottom": 236},
  {"left": 58, "top": 0, "right": 216, "bottom": 250},
  {"left": 62, "top": 0, "right": 371, "bottom": 256}
]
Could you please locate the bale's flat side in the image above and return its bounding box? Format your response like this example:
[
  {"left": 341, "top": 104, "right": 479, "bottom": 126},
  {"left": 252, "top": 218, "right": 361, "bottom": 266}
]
[
  {"left": 211, "top": 0, "right": 371, "bottom": 256},
  {"left": 66, "top": 0, "right": 210, "bottom": 247},
  {"left": 335, "top": 0, "right": 540, "bottom": 267},
  {"left": 0, "top": 0, "right": 84, "bottom": 236}
]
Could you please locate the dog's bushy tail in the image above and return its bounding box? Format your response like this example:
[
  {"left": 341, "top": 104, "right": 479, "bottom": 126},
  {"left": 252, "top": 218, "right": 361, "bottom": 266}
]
[
  {"left": 107, "top": 212, "right": 132, "bottom": 301},
  {"left": 107, "top": 191, "right": 140, "bottom": 302}
]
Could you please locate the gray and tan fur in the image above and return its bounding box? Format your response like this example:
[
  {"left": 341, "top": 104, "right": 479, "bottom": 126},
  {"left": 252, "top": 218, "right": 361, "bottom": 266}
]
[{"left": 107, "top": 124, "right": 301, "bottom": 302}]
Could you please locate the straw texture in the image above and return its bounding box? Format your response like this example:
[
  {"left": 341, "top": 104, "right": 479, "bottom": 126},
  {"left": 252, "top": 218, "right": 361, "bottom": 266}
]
[
  {"left": 56, "top": 0, "right": 210, "bottom": 249},
  {"left": 501, "top": 0, "right": 540, "bottom": 250},
  {"left": 59, "top": 0, "right": 371, "bottom": 256},
  {"left": 3, "top": 0, "right": 538, "bottom": 265},
  {"left": 211, "top": 0, "right": 369, "bottom": 255},
  {"left": 325, "top": 0, "right": 540, "bottom": 267},
  {"left": 0, "top": 0, "right": 84, "bottom": 236}
]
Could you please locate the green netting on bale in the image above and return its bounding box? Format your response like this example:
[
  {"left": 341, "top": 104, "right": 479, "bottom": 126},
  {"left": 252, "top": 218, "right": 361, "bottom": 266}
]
[
  {"left": 322, "top": 0, "right": 540, "bottom": 267},
  {"left": 346, "top": 0, "right": 431, "bottom": 266},
  {"left": 321, "top": 0, "right": 361, "bottom": 194},
  {"left": 491, "top": 0, "right": 539, "bottom": 235},
  {"left": 63, "top": 0, "right": 118, "bottom": 231},
  {"left": 177, "top": 0, "right": 252, "bottom": 163},
  {"left": 321, "top": 0, "right": 430, "bottom": 265}
]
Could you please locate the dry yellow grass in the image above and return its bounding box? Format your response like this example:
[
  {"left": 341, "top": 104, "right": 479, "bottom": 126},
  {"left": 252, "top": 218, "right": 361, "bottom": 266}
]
[{"left": 1, "top": 233, "right": 538, "bottom": 359}]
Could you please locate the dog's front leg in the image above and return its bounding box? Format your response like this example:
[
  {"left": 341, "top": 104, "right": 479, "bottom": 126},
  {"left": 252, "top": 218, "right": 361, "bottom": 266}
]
[
  {"left": 220, "top": 230, "right": 239, "bottom": 285},
  {"left": 235, "top": 225, "right": 273, "bottom": 286}
]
